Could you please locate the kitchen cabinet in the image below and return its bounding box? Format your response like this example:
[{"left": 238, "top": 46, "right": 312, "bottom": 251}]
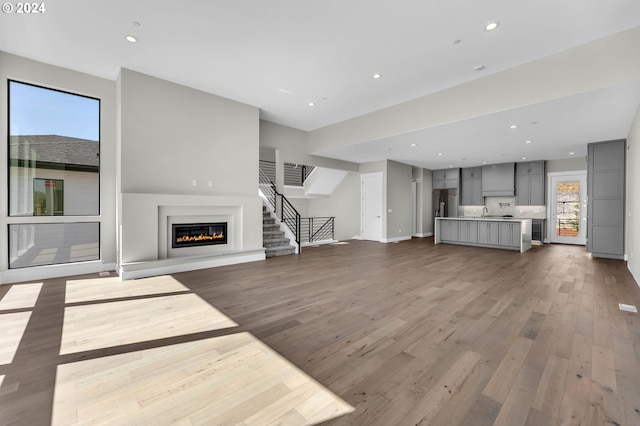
[
  {"left": 433, "top": 168, "right": 460, "bottom": 189},
  {"left": 458, "top": 220, "right": 478, "bottom": 243},
  {"left": 461, "top": 167, "right": 483, "bottom": 205},
  {"left": 499, "top": 222, "right": 521, "bottom": 247},
  {"left": 477, "top": 221, "right": 499, "bottom": 245},
  {"left": 587, "top": 139, "right": 625, "bottom": 259},
  {"left": 440, "top": 219, "right": 459, "bottom": 241},
  {"left": 481, "top": 162, "right": 515, "bottom": 196},
  {"left": 516, "top": 161, "right": 545, "bottom": 205},
  {"left": 436, "top": 218, "right": 530, "bottom": 252}
]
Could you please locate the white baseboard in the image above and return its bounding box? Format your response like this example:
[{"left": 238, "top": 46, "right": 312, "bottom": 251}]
[
  {"left": 0, "top": 261, "right": 117, "bottom": 285},
  {"left": 118, "top": 249, "right": 265, "bottom": 280},
  {"left": 413, "top": 232, "right": 433, "bottom": 238},
  {"left": 301, "top": 240, "right": 338, "bottom": 247},
  {"left": 381, "top": 236, "right": 412, "bottom": 243}
]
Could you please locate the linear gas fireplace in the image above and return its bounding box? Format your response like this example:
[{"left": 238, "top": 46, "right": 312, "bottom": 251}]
[{"left": 172, "top": 222, "right": 228, "bottom": 248}]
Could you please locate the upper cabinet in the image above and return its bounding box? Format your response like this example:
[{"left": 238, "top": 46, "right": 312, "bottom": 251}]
[
  {"left": 461, "top": 167, "right": 483, "bottom": 205},
  {"left": 433, "top": 168, "right": 460, "bottom": 189},
  {"left": 481, "top": 163, "right": 515, "bottom": 197},
  {"left": 516, "top": 161, "right": 545, "bottom": 205}
]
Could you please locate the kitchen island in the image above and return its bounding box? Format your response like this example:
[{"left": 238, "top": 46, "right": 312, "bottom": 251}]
[{"left": 435, "top": 217, "right": 532, "bottom": 253}]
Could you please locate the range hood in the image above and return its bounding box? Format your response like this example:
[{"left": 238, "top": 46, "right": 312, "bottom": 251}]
[{"left": 481, "top": 162, "right": 515, "bottom": 197}]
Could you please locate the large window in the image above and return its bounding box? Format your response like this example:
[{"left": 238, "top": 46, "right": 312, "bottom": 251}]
[{"left": 8, "top": 81, "right": 100, "bottom": 268}]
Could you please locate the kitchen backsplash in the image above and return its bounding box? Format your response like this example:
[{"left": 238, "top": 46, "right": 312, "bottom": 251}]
[{"left": 459, "top": 196, "right": 547, "bottom": 219}]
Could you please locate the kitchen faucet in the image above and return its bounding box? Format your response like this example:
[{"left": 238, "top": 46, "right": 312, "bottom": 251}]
[{"left": 482, "top": 206, "right": 488, "bottom": 218}]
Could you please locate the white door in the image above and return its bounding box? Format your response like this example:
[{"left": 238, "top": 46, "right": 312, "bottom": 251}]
[
  {"left": 361, "top": 172, "right": 383, "bottom": 241},
  {"left": 548, "top": 171, "right": 587, "bottom": 245}
]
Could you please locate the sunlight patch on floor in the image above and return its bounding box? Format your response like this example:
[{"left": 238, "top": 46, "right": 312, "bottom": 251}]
[
  {"left": 0, "top": 282, "right": 42, "bottom": 310},
  {"left": 0, "top": 312, "right": 32, "bottom": 365},
  {"left": 60, "top": 293, "right": 238, "bottom": 355},
  {"left": 65, "top": 275, "right": 189, "bottom": 303},
  {"left": 52, "top": 332, "right": 353, "bottom": 425}
]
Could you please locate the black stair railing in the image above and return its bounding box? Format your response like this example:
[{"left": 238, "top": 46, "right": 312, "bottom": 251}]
[
  {"left": 259, "top": 159, "right": 315, "bottom": 187},
  {"left": 300, "top": 217, "right": 335, "bottom": 244},
  {"left": 259, "top": 168, "right": 301, "bottom": 253},
  {"left": 280, "top": 195, "right": 301, "bottom": 253}
]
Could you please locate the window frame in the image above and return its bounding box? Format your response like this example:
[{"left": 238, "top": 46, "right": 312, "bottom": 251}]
[{"left": 7, "top": 80, "right": 102, "bottom": 268}]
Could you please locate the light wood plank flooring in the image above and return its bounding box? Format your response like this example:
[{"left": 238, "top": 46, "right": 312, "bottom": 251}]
[{"left": 1, "top": 237, "right": 639, "bottom": 425}]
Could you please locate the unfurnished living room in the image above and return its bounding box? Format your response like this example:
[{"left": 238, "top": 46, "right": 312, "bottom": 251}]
[{"left": 1, "top": 1, "right": 640, "bottom": 425}]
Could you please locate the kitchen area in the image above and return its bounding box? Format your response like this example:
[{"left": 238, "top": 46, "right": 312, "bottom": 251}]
[{"left": 433, "top": 161, "right": 546, "bottom": 253}]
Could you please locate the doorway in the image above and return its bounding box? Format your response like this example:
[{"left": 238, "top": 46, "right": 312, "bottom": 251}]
[
  {"left": 361, "top": 172, "right": 383, "bottom": 241},
  {"left": 548, "top": 171, "right": 587, "bottom": 245}
]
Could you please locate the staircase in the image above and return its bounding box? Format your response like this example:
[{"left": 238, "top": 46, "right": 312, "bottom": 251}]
[{"left": 263, "top": 206, "right": 296, "bottom": 258}]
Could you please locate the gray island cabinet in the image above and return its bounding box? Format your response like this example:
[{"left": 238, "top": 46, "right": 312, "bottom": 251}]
[{"left": 435, "top": 217, "right": 532, "bottom": 252}]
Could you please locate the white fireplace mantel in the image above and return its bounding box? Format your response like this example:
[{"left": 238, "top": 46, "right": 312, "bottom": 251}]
[{"left": 118, "top": 193, "right": 265, "bottom": 280}]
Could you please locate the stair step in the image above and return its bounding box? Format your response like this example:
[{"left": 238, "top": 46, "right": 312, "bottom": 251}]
[
  {"left": 264, "top": 237, "right": 289, "bottom": 245},
  {"left": 262, "top": 203, "right": 296, "bottom": 258},
  {"left": 265, "top": 246, "right": 296, "bottom": 258},
  {"left": 264, "top": 233, "right": 285, "bottom": 240}
]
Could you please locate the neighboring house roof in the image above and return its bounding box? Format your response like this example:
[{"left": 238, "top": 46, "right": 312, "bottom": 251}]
[{"left": 10, "top": 135, "right": 99, "bottom": 171}]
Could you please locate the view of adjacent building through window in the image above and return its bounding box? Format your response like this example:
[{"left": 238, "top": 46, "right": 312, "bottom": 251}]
[
  {"left": 33, "top": 178, "right": 64, "bottom": 216},
  {"left": 555, "top": 181, "right": 580, "bottom": 236},
  {"left": 8, "top": 81, "right": 101, "bottom": 268}
]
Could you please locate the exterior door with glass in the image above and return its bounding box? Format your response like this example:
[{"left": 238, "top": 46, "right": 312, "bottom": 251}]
[{"left": 548, "top": 171, "right": 587, "bottom": 245}]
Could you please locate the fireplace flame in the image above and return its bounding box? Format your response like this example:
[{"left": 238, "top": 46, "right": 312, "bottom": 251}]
[{"left": 176, "top": 232, "right": 225, "bottom": 243}]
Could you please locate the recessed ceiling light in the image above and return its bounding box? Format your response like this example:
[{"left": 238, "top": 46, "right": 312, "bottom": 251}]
[
  {"left": 308, "top": 102, "right": 315, "bottom": 107},
  {"left": 509, "top": 125, "right": 519, "bottom": 129},
  {"left": 482, "top": 161, "right": 487, "bottom": 164},
  {"left": 521, "top": 157, "right": 527, "bottom": 160},
  {"left": 485, "top": 21, "right": 500, "bottom": 31},
  {"left": 569, "top": 151, "right": 575, "bottom": 155},
  {"left": 449, "top": 165, "right": 454, "bottom": 168},
  {"left": 372, "top": 73, "right": 382, "bottom": 79},
  {"left": 125, "top": 35, "right": 138, "bottom": 43},
  {"left": 474, "top": 65, "right": 486, "bottom": 71},
  {"left": 437, "top": 153, "right": 443, "bottom": 156},
  {"left": 525, "top": 140, "right": 532, "bottom": 144},
  {"left": 410, "top": 143, "right": 417, "bottom": 147}
]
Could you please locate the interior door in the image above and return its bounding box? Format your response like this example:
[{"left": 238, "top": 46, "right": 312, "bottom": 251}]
[
  {"left": 549, "top": 172, "right": 587, "bottom": 245},
  {"left": 361, "top": 172, "right": 383, "bottom": 241}
]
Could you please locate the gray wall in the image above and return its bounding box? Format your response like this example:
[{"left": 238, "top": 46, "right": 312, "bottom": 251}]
[
  {"left": 119, "top": 69, "right": 259, "bottom": 196},
  {"left": 412, "top": 167, "right": 434, "bottom": 237},
  {"left": 0, "top": 51, "right": 117, "bottom": 281},
  {"left": 307, "top": 172, "right": 360, "bottom": 240},
  {"left": 386, "top": 160, "right": 412, "bottom": 240},
  {"left": 260, "top": 120, "right": 358, "bottom": 171},
  {"left": 626, "top": 103, "right": 640, "bottom": 284},
  {"left": 546, "top": 157, "right": 588, "bottom": 173},
  {"left": 117, "top": 69, "right": 263, "bottom": 266}
]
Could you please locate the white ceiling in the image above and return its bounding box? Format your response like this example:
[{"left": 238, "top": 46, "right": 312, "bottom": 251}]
[{"left": 2, "top": 0, "right": 640, "bottom": 169}]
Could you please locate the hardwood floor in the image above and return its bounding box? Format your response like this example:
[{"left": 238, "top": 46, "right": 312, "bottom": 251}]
[{"left": 1, "top": 237, "right": 639, "bottom": 425}]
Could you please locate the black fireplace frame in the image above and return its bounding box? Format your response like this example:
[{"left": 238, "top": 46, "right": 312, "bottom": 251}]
[{"left": 171, "top": 222, "right": 228, "bottom": 248}]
